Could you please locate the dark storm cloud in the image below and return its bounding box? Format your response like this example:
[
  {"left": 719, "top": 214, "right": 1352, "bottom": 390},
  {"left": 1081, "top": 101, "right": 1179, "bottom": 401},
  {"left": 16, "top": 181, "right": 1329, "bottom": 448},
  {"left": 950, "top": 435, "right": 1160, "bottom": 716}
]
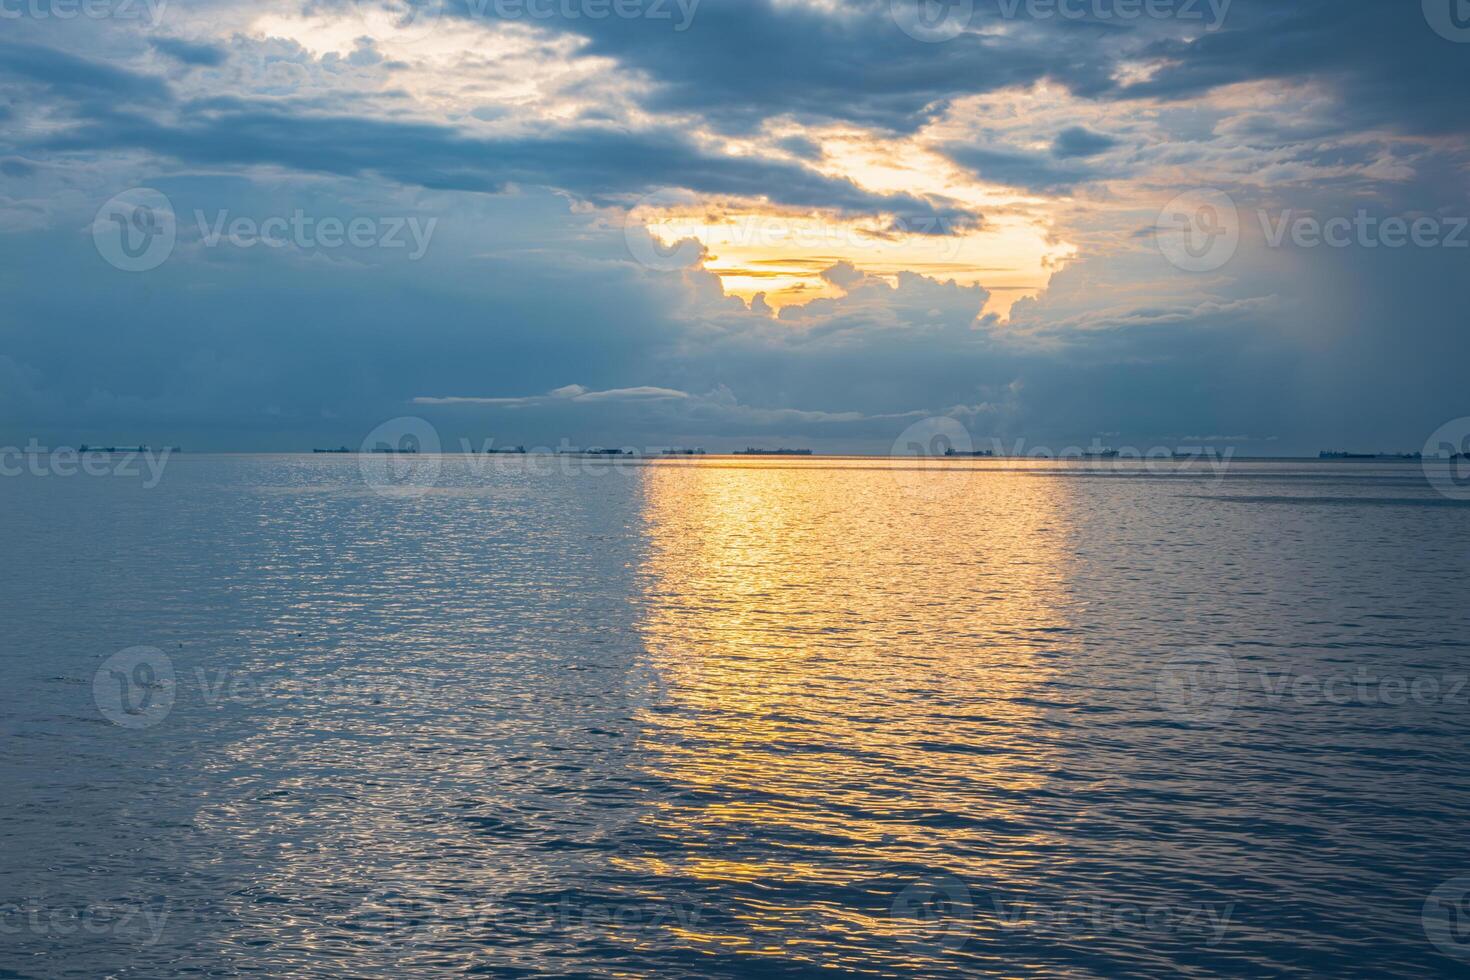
[{"left": 1122, "top": 0, "right": 1470, "bottom": 136}]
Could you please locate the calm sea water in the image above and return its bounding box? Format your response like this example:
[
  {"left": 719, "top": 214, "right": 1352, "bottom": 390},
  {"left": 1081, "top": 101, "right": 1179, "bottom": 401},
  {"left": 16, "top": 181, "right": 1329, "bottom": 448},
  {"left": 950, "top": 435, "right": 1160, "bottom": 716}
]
[{"left": 3, "top": 455, "right": 1469, "bottom": 977}]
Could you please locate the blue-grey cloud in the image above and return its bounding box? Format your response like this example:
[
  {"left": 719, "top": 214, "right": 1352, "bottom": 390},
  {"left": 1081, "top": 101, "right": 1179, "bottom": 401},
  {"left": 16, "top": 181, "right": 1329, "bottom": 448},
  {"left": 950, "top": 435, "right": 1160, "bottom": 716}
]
[
  {"left": 150, "top": 37, "right": 230, "bottom": 67},
  {"left": 1121, "top": 1, "right": 1470, "bottom": 136},
  {"left": 941, "top": 144, "right": 1099, "bottom": 194},
  {"left": 0, "top": 39, "right": 170, "bottom": 103},
  {"left": 1052, "top": 126, "right": 1118, "bottom": 158},
  {"left": 6, "top": 38, "right": 972, "bottom": 225}
]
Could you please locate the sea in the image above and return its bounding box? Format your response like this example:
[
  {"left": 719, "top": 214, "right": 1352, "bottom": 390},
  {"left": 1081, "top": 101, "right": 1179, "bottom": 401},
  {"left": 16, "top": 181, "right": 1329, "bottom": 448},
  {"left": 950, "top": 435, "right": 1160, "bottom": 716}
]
[{"left": 3, "top": 454, "right": 1469, "bottom": 977}]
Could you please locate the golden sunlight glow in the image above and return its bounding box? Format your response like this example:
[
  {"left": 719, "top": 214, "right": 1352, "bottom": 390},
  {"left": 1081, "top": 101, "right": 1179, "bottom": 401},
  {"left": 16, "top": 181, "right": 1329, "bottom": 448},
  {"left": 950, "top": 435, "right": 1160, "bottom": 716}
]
[
  {"left": 617, "top": 459, "right": 1085, "bottom": 967},
  {"left": 644, "top": 208, "right": 1071, "bottom": 319},
  {"left": 642, "top": 125, "right": 1075, "bottom": 319}
]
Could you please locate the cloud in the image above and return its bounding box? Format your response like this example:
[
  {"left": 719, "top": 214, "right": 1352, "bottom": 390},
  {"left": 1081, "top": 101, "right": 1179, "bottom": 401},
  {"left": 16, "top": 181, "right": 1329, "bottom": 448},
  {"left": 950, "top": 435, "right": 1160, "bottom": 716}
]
[
  {"left": 1052, "top": 126, "right": 1118, "bottom": 158},
  {"left": 0, "top": 39, "right": 171, "bottom": 104},
  {"left": 418, "top": 379, "right": 929, "bottom": 435},
  {"left": 22, "top": 65, "right": 969, "bottom": 224},
  {"left": 150, "top": 37, "right": 230, "bottom": 67},
  {"left": 1120, "top": 1, "right": 1470, "bottom": 136},
  {"left": 416, "top": 384, "right": 692, "bottom": 407}
]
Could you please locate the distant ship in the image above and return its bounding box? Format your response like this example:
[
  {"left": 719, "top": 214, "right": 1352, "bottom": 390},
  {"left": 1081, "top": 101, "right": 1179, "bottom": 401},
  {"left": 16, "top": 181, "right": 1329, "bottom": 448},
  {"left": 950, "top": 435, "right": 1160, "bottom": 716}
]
[
  {"left": 1083, "top": 449, "right": 1120, "bottom": 459},
  {"left": 314, "top": 447, "right": 351, "bottom": 454},
  {"left": 663, "top": 449, "right": 707, "bottom": 456},
  {"left": 486, "top": 446, "right": 526, "bottom": 454},
  {"left": 559, "top": 448, "right": 634, "bottom": 456},
  {"left": 944, "top": 449, "right": 995, "bottom": 457},
  {"left": 735, "top": 448, "right": 814, "bottom": 456},
  {"left": 1320, "top": 451, "right": 1421, "bottom": 460}
]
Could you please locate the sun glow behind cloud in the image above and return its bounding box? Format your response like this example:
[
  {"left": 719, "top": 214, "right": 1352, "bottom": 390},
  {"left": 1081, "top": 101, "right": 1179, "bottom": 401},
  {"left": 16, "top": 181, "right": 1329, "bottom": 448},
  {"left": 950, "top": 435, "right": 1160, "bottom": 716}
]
[
  {"left": 630, "top": 124, "right": 1078, "bottom": 318},
  {"left": 641, "top": 208, "right": 1070, "bottom": 318}
]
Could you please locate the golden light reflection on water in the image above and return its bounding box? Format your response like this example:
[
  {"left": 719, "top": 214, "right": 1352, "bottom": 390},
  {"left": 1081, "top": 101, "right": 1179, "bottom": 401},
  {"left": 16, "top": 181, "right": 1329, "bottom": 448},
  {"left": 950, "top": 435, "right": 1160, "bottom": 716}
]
[{"left": 630, "top": 458, "right": 1083, "bottom": 964}]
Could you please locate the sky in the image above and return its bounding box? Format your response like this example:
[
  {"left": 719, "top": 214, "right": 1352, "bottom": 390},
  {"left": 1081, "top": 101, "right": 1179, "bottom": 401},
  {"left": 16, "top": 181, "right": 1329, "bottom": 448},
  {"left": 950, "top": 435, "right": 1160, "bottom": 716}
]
[{"left": 1, "top": 0, "right": 1468, "bottom": 455}]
